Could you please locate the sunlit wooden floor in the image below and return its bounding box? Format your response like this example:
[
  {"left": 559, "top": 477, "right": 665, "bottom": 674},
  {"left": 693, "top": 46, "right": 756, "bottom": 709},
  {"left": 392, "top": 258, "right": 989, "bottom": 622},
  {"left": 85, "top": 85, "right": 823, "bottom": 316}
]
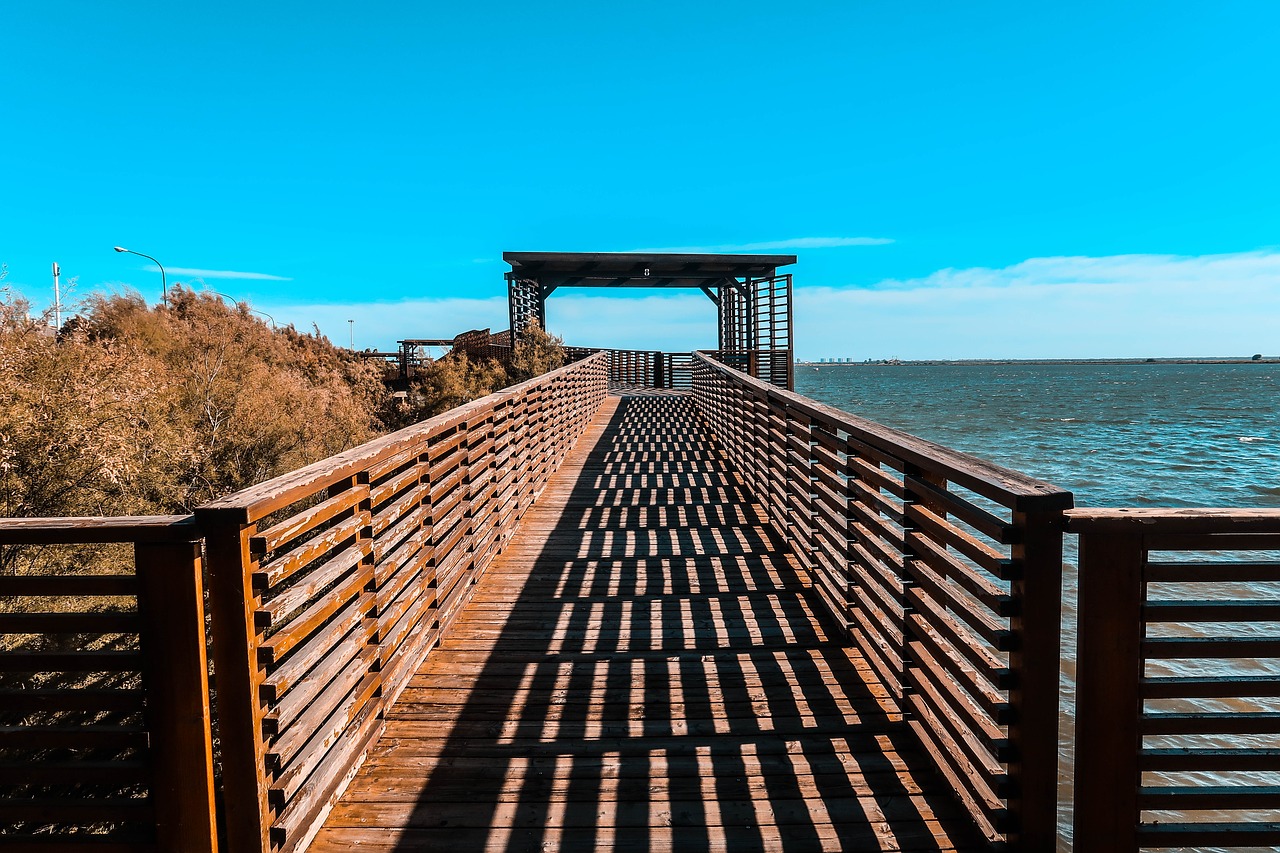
[{"left": 308, "top": 393, "right": 986, "bottom": 852}]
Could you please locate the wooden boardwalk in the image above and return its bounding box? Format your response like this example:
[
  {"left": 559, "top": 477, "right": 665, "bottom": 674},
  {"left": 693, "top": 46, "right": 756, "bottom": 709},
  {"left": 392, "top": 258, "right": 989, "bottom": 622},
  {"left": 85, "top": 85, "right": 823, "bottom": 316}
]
[{"left": 309, "top": 393, "right": 987, "bottom": 852}]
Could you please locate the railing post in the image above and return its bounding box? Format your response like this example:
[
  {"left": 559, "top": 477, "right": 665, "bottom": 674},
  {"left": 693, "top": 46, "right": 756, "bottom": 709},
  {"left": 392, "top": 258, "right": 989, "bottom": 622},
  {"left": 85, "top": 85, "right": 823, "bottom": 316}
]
[
  {"left": 136, "top": 538, "right": 219, "bottom": 853},
  {"left": 1007, "top": 508, "right": 1066, "bottom": 851},
  {"left": 1071, "top": 527, "right": 1144, "bottom": 853},
  {"left": 201, "top": 512, "right": 272, "bottom": 853}
]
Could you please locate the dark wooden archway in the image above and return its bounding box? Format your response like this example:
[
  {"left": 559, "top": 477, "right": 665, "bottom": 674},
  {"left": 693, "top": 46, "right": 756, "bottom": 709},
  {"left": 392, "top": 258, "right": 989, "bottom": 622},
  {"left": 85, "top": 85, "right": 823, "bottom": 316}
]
[{"left": 503, "top": 252, "right": 796, "bottom": 388}]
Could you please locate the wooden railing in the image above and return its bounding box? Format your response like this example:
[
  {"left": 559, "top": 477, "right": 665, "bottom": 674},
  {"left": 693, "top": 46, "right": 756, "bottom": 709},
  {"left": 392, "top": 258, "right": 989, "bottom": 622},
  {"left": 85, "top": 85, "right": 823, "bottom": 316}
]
[
  {"left": 565, "top": 347, "right": 784, "bottom": 390},
  {"left": 692, "top": 351, "right": 1073, "bottom": 847},
  {"left": 193, "top": 353, "right": 607, "bottom": 853},
  {"left": 1069, "top": 508, "right": 1280, "bottom": 851},
  {"left": 0, "top": 516, "right": 217, "bottom": 852},
  {"left": 564, "top": 346, "right": 693, "bottom": 389}
]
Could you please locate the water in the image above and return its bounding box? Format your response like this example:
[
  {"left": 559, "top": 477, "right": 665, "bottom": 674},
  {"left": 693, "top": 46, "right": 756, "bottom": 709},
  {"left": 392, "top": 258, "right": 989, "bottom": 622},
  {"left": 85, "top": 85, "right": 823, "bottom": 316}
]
[
  {"left": 795, "top": 362, "right": 1280, "bottom": 849},
  {"left": 796, "top": 362, "right": 1280, "bottom": 509}
]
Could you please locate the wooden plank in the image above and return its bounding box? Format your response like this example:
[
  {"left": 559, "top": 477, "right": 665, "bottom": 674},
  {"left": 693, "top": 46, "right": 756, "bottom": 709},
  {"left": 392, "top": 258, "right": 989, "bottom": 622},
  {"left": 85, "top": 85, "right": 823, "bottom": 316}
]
[
  {"left": 304, "top": 390, "right": 989, "bottom": 853},
  {"left": 1071, "top": 530, "right": 1143, "bottom": 853},
  {"left": 0, "top": 515, "right": 197, "bottom": 545},
  {"left": 135, "top": 539, "right": 218, "bottom": 853}
]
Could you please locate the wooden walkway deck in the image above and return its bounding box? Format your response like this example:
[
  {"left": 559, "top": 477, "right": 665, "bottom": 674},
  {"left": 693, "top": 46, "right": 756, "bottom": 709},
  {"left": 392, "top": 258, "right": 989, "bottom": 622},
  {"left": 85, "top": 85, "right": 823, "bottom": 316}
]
[{"left": 309, "top": 393, "right": 987, "bottom": 852}]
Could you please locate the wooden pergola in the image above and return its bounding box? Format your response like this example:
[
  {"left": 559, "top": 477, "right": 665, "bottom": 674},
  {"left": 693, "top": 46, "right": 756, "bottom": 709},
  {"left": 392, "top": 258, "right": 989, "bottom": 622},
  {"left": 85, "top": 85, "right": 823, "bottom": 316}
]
[{"left": 504, "top": 252, "right": 796, "bottom": 388}]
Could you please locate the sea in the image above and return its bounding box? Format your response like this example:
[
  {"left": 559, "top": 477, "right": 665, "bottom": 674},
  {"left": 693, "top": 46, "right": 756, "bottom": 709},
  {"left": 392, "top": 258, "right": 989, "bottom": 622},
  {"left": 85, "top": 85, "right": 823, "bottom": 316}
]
[
  {"left": 796, "top": 362, "right": 1280, "bottom": 510},
  {"left": 794, "top": 362, "right": 1280, "bottom": 849}
]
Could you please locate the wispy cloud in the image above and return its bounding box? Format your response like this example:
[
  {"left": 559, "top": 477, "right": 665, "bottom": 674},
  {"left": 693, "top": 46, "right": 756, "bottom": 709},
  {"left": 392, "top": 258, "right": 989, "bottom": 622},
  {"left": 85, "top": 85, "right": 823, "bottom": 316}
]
[
  {"left": 861, "top": 249, "right": 1280, "bottom": 291},
  {"left": 797, "top": 248, "right": 1280, "bottom": 360},
  {"left": 259, "top": 293, "right": 713, "bottom": 352},
  {"left": 629, "top": 236, "right": 894, "bottom": 253},
  {"left": 258, "top": 248, "right": 1280, "bottom": 360},
  {"left": 162, "top": 267, "right": 293, "bottom": 281}
]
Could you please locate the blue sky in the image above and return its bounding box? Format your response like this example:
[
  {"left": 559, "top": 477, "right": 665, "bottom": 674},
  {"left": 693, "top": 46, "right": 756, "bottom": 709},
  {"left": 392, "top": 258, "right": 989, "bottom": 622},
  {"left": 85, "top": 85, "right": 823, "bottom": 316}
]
[{"left": 3, "top": 1, "right": 1278, "bottom": 358}]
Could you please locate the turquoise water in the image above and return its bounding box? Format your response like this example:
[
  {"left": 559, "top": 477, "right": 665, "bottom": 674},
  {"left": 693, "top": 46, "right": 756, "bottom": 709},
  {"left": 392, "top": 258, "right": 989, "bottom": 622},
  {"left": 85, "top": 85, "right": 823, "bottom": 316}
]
[
  {"left": 795, "top": 363, "right": 1280, "bottom": 849},
  {"left": 795, "top": 362, "right": 1280, "bottom": 508}
]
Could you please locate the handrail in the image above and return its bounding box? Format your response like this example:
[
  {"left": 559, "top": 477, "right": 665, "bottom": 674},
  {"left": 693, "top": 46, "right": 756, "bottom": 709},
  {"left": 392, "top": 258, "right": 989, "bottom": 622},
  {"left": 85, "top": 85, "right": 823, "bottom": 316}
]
[
  {"left": 566, "top": 347, "right": 783, "bottom": 391},
  {"left": 700, "top": 352, "right": 1071, "bottom": 511},
  {"left": 0, "top": 516, "right": 217, "bottom": 853},
  {"left": 1068, "top": 507, "right": 1280, "bottom": 851},
  {"left": 197, "top": 352, "right": 608, "bottom": 853},
  {"left": 692, "top": 351, "right": 1072, "bottom": 848}
]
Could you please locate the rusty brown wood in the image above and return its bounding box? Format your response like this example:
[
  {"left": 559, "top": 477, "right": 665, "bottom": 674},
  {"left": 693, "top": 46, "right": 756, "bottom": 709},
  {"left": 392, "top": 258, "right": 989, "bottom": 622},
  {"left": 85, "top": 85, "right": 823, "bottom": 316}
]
[
  {"left": 1068, "top": 508, "right": 1280, "bottom": 850},
  {"left": 0, "top": 514, "right": 198, "bottom": 544},
  {"left": 306, "top": 391, "right": 987, "bottom": 853},
  {"left": 692, "top": 352, "right": 1072, "bottom": 849},
  {"left": 1005, "top": 509, "right": 1063, "bottom": 851},
  {"left": 195, "top": 354, "right": 608, "bottom": 853},
  {"left": 0, "top": 516, "right": 214, "bottom": 851},
  {"left": 136, "top": 539, "right": 219, "bottom": 853},
  {"left": 1070, "top": 529, "right": 1144, "bottom": 853}
]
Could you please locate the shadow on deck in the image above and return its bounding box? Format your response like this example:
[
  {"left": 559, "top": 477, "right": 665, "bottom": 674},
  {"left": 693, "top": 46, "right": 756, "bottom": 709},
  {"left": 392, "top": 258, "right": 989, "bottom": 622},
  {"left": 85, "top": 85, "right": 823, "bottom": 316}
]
[{"left": 309, "top": 393, "right": 986, "bottom": 852}]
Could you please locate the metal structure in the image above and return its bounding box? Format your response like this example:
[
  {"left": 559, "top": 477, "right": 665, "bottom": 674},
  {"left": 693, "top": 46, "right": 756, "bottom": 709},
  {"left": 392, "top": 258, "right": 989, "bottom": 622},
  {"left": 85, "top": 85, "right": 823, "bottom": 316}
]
[{"left": 504, "top": 252, "right": 796, "bottom": 388}]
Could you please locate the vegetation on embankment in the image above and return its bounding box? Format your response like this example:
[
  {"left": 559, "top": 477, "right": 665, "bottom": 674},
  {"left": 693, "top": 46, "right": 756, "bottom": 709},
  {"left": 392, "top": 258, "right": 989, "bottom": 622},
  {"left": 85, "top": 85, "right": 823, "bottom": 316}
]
[{"left": 0, "top": 285, "right": 564, "bottom": 548}]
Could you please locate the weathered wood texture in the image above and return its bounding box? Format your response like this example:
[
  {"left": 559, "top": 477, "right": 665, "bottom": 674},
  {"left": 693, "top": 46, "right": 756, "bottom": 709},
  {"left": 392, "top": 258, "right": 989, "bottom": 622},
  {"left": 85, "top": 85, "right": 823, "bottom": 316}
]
[
  {"left": 563, "top": 348, "right": 699, "bottom": 392},
  {"left": 693, "top": 352, "right": 1072, "bottom": 848},
  {"left": 564, "top": 349, "right": 779, "bottom": 393},
  {"left": 307, "top": 392, "right": 987, "bottom": 852},
  {"left": 0, "top": 518, "right": 217, "bottom": 853},
  {"left": 197, "top": 354, "right": 608, "bottom": 853},
  {"left": 1068, "top": 509, "right": 1280, "bottom": 851}
]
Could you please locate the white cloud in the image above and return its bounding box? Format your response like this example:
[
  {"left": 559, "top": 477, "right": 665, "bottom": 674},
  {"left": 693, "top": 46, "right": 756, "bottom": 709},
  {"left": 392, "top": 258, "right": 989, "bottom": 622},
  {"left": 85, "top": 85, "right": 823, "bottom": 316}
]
[
  {"left": 258, "top": 248, "right": 1280, "bottom": 361},
  {"left": 630, "top": 236, "right": 894, "bottom": 253},
  {"left": 163, "top": 267, "right": 293, "bottom": 281},
  {"left": 798, "top": 249, "right": 1280, "bottom": 360},
  {"left": 259, "top": 293, "right": 715, "bottom": 352}
]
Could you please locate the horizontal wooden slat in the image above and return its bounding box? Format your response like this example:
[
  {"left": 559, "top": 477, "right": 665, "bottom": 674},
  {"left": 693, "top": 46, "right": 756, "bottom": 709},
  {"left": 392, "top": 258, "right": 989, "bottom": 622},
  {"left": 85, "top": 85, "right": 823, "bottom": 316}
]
[
  {"left": 1145, "top": 599, "right": 1280, "bottom": 621},
  {"left": 0, "top": 575, "right": 137, "bottom": 596},
  {"left": 0, "top": 726, "right": 148, "bottom": 749},
  {"left": 0, "top": 611, "right": 140, "bottom": 633},
  {"left": 1140, "top": 748, "right": 1280, "bottom": 771},
  {"left": 1138, "top": 822, "right": 1280, "bottom": 846},
  {"left": 0, "top": 688, "right": 144, "bottom": 712},
  {"left": 1142, "top": 675, "right": 1280, "bottom": 699},
  {"left": 0, "top": 650, "right": 142, "bottom": 672},
  {"left": 0, "top": 515, "right": 197, "bottom": 545},
  {"left": 1146, "top": 560, "right": 1280, "bottom": 582},
  {"left": 1143, "top": 636, "right": 1280, "bottom": 658},
  {"left": 252, "top": 486, "right": 366, "bottom": 556},
  {"left": 1138, "top": 785, "right": 1280, "bottom": 810},
  {"left": 1065, "top": 507, "right": 1280, "bottom": 534},
  {"left": 905, "top": 476, "right": 1016, "bottom": 545},
  {"left": 256, "top": 512, "right": 365, "bottom": 590},
  {"left": 1142, "top": 712, "right": 1280, "bottom": 735}
]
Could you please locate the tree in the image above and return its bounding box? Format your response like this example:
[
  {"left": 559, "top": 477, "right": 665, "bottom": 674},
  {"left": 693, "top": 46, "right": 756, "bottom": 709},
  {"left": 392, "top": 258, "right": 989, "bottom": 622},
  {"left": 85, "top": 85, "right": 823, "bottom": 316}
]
[{"left": 507, "top": 322, "right": 566, "bottom": 383}]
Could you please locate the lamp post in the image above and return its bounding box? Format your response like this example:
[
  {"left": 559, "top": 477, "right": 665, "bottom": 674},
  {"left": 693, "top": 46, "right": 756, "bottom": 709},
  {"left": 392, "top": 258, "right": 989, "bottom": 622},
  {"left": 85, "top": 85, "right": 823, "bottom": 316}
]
[
  {"left": 207, "top": 290, "right": 277, "bottom": 329},
  {"left": 113, "top": 247, "right": 168, "bottom": 308},
  {"left": 348, "top": 319, "right": 354, "bottom": 350}
]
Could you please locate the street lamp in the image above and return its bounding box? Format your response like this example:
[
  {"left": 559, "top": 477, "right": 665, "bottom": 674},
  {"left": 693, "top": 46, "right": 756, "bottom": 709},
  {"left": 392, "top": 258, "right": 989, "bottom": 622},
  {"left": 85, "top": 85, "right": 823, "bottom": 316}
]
[
  {"left": 206, "top": 290, "right": 277, "bottom": 329},
  {"left": 113, "top": 247, "right": 167, "bottom": 308},
  {"left": 348, "top": 319, "right": 354, "bottom": 350}
]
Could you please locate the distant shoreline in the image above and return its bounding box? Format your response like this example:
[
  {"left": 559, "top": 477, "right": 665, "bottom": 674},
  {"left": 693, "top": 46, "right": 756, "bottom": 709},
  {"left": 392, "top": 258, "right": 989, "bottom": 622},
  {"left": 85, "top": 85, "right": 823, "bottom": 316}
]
[{"left": 796, "top": 357, "right": 1280, "bottom": 367}]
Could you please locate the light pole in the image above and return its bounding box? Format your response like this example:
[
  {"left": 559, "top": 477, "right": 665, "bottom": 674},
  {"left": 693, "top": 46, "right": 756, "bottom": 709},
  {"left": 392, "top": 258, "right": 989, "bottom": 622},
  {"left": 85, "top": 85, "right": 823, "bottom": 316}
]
[
  {"left": 206, "top": 290, "right": 277, "bottom": 329},
  {"left": 113, "top": 247, "right": 168, "bottom": 308},
  {"left": 348, "top": 319, "right": 354, "bottom": 350}
]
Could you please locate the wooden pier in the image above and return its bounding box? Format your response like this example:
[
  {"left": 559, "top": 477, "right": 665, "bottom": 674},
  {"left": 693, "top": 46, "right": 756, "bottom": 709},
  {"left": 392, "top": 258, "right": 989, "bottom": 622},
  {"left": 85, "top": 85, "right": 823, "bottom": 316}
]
[
  {"left": 7, "top": 345, "right": 1280, "bottom": 853},
  {"left": 308, "top": 392, "right": 984, "bottom": 852}
]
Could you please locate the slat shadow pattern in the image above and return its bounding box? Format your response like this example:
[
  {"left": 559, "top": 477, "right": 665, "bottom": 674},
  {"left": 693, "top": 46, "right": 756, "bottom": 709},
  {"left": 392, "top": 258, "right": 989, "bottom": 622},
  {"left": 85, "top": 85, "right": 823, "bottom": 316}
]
[
  {"left": 309, "top": 392, "right": 987, "bottom": 852},
  {"left": 198, "top": 355, "right": 608, "bottom": 853},
  {"left": 692, "top": 353, "right": 1072, "bottom": 846}
]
